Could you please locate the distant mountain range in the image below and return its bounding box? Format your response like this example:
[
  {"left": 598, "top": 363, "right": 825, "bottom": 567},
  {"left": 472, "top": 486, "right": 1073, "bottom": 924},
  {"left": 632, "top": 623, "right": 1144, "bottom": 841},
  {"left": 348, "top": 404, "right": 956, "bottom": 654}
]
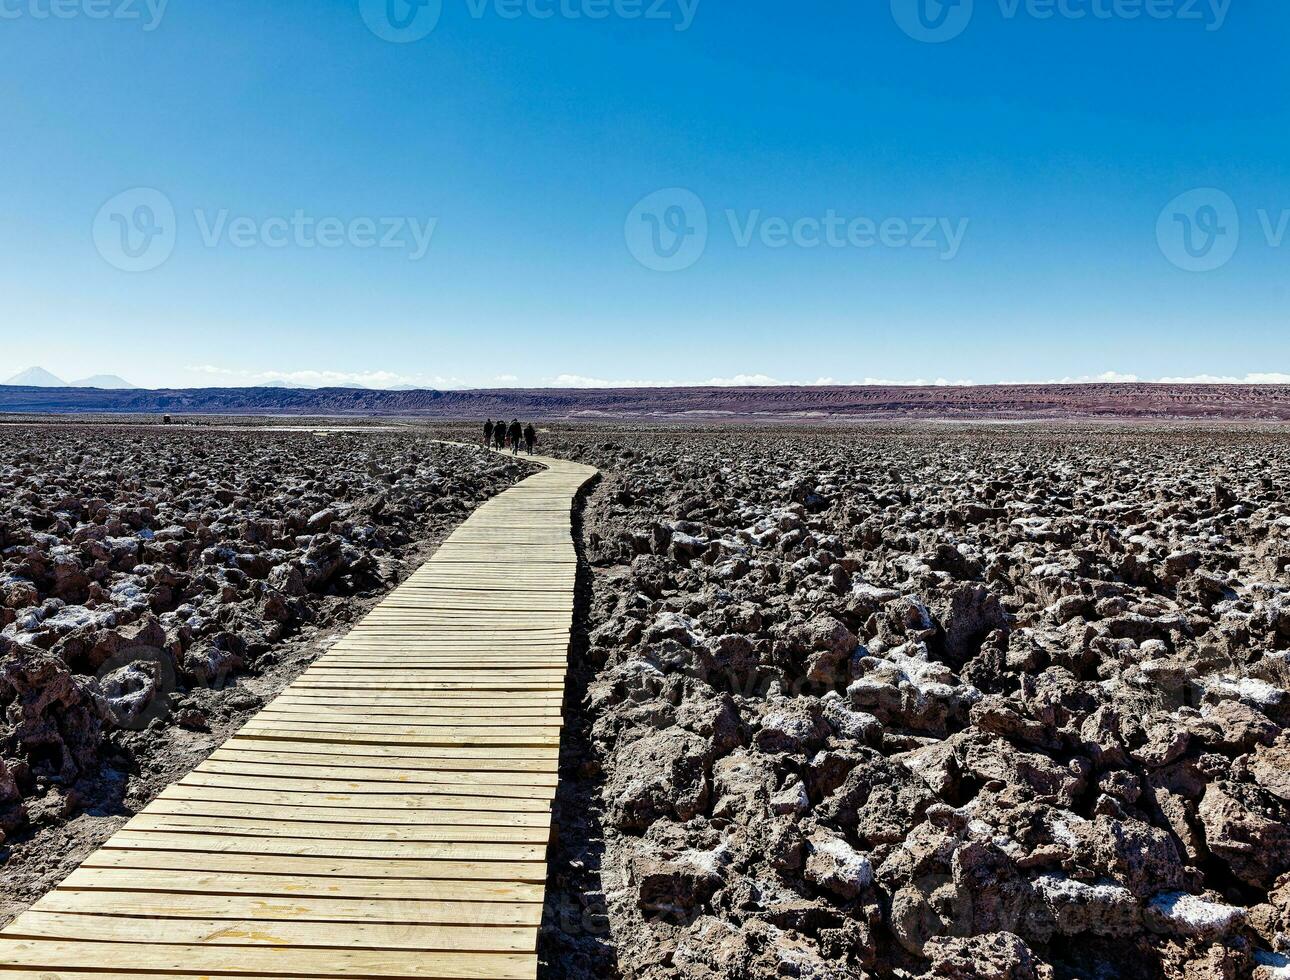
[
  {"left": 2, "top": 380, "right": 1290, "bottom": 421},
  {"left": 72, "top": 374, "right": 139, "bottom": 390},
  {"left": 5, "top": 367, "right": 69, "bottom": 387},
  {"left": 4, "top": 367, "right": 137, "bottom": 390}
]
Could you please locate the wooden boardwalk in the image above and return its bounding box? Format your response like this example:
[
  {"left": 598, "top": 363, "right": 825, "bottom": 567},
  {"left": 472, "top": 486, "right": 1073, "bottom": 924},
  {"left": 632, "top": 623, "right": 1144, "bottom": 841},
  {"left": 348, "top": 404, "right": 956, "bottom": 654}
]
[{"left": 0, "top": 450, "right": 598, "bottom": 980}]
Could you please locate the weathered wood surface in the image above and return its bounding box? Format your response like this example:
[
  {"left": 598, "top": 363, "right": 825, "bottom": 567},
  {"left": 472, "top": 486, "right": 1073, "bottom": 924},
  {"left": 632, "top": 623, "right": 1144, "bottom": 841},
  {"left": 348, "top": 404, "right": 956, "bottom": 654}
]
[{"left": 0, "top": 449, "right": 597, "bottom": 979}]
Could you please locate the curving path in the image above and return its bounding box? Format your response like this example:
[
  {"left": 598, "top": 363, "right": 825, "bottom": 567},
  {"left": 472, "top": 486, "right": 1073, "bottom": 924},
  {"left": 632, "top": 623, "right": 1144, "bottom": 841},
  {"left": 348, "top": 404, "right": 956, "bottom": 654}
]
[{"left": 0, "top": 450, "right": 598, "bottom": 980}]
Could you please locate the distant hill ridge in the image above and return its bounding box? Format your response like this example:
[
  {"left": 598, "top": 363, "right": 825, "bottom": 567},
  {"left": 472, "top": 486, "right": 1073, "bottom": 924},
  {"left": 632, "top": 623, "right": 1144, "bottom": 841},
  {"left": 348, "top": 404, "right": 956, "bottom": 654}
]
[{"left": 2, "top": 382, "right": 1290, "bottom": 420}]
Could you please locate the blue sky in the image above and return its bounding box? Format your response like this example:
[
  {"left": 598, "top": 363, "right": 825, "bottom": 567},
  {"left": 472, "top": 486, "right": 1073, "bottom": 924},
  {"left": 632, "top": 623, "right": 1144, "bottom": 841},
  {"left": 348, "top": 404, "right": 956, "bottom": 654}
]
[{"left": 1, "top": 0, "right": 1287, "bottom": 389}]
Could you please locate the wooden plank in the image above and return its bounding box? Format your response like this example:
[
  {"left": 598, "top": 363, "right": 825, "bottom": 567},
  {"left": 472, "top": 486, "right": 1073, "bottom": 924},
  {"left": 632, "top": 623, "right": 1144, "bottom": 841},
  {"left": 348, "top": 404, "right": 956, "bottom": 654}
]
[
  {"left": 284, "top": 682, "right": 565, "bottom": 691},
  {"left": 148, "top": 797, "right": 552, "bottom": 827},
  {"left": 255, "top": 706, "right": 563, "bottom": 722},
  {"left": 197, "top": 759, "right": 558, "bottom": 786},
  {"left": 206, "top": 748, "right": 562, "bottom": 769},
  {"left": 0, "top": 974, "right": 348, "bottom": 980},
  {"left": 104, "top": 830, "right": 546, "bottom": 862},
  {"left": 2, "top": 911, "right": 539, "bottom": 952},
  {"left": 233, "top": 728, "right": 562, "bottom": 748},
  {"left": 298, "top": 669, "right": 569, "bottom": 678},
  {"left": 126, "top": 814, "right": 550, "bottom": 844},
  {"left": 0, "top": 971, "right": 349, "bottom": 980},
  {"left": 159, "top": 786, "right": 550, "bottom": 814},
  {"left": 177, "top": 773, "right": 555, "bottom": 800},
  {"left": 309, "top": 657, "right": 567, "bottom": 665},
  {"left": 81, "top": 848, "right": 550, "bottom": 882},
  {"left": 238, "top": 716, "right": 563, "bottom": 734},
  {"left": 0, "top": 940, "right": 537, "bottom": 978},
  {"left": 35, "top": 890, "right": 544, "bottom": 928},
  {"left": 58, "top": 866, "right": 544, "bottom": 902},
  {"left": 265, "top": 691, "right": 565, "bottom": 703},
  {"left": 221, "top": 738, "right": 561, "bottom": 765}
]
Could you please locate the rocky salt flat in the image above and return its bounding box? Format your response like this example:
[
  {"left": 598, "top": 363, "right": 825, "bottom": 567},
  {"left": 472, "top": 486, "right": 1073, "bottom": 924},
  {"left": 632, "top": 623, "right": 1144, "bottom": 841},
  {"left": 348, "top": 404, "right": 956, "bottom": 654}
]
[
  {"left": 3, "top": 419, "right": 1289, "bottom": 979},
  {"left": 541, "top": 425, "right": 1290, "bottom": 980},
  {"left": 0, "top": 424, "right": 531, "bottom": 920}
]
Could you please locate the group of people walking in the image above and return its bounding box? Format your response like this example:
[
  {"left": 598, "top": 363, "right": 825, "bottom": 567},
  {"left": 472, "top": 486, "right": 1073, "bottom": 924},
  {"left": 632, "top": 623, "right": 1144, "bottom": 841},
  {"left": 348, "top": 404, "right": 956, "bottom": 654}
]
[{"left": 485, "top": 418, "right": 537, "bottom": 455}]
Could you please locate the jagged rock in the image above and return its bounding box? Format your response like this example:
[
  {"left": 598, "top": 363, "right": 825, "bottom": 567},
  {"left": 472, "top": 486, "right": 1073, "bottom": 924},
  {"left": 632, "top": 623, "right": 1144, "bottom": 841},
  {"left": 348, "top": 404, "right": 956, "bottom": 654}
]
[
  {"left": 96, "top": 657, "right": 168, "bottom": 728},
  {"left": 1086, "top": 813, "right": 1189, "bottom": 898},
  {"left": 804, "top": 831, "right": 873, "bottom": 900},
  {"left": 783, "top": 615, "right": 857, "bottom": 685},
  {"left": 821, "top": 693, "right": 881, "bottom": 743},
  {"left": 822, "top": 753, "right": 934, "bottom": 846},
  {"left": 1024, "top": 874, "right": 1141, "bottom": 941},
  {"left": 0, "top": 755, "right": 26, "bottom": 832},
  {"left": 961, "top": 736, "right": 1088, "bottom": 807},
  {"left": 1199, "top": 780, "right": 1290, "bottom": 888},
  {"left": 1251, "top": 738, "right": 1290, "bottom": 801},
  {"left": 605, "top": 729, "right": 711, "bottom": 831},
  {"left": 180, "top": 632, "right": 246, "bottom": 687},
  {"left": 632, "top": 851, "right": 724, "bottom": 917},
  {"left": 754, "top": 698, "right": 830, "bottom": 754},
  {"left": 545, "top": 431, "right": 1290, "bottom": 980},
  {"left": 1145, "top": 891, "right": 1247, "bottom": 940},
  {"left": 711, "top": 750, "right": 779, "bottom": 826},
  {"left": 1200, "top": 699, "right": 1280, "bottom": 753},
  {"left": 770, "top": 780, "right": 809, "bottom": 816},
  {"left": 670, "top": 916, "right": 856, "bottom": 980},
  {"left": 0, "top": 638, "right": 109, "bottom": 783},
  {"left": 920, "top": 932, "right": 1052, "bottom": 980},
  {"left": 940, "top": 584, "right": 1011, "bottom": 664}
]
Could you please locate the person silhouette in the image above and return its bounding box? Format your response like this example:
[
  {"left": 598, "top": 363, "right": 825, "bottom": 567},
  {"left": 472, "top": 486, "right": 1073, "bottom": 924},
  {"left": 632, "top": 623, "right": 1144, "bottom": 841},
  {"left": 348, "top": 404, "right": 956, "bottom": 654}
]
[
  {"left": 507, "top": 419, "right": 522, "bottom": 456},
  {"left": 494, "top": 420, "right": 506, "bottom": 450},
  {"left": 524, "top": 423, "right": 536, "bottom": 455},
  {"left": 484, "top": 419, "right": 494, "bottom": 448}
]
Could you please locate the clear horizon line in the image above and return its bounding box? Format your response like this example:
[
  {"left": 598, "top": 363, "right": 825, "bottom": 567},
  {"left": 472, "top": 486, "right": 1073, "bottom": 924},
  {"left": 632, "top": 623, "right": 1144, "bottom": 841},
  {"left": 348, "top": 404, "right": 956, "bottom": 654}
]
[{"left": 8, "top": 374, "right": 1290, "bottom": 392}]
